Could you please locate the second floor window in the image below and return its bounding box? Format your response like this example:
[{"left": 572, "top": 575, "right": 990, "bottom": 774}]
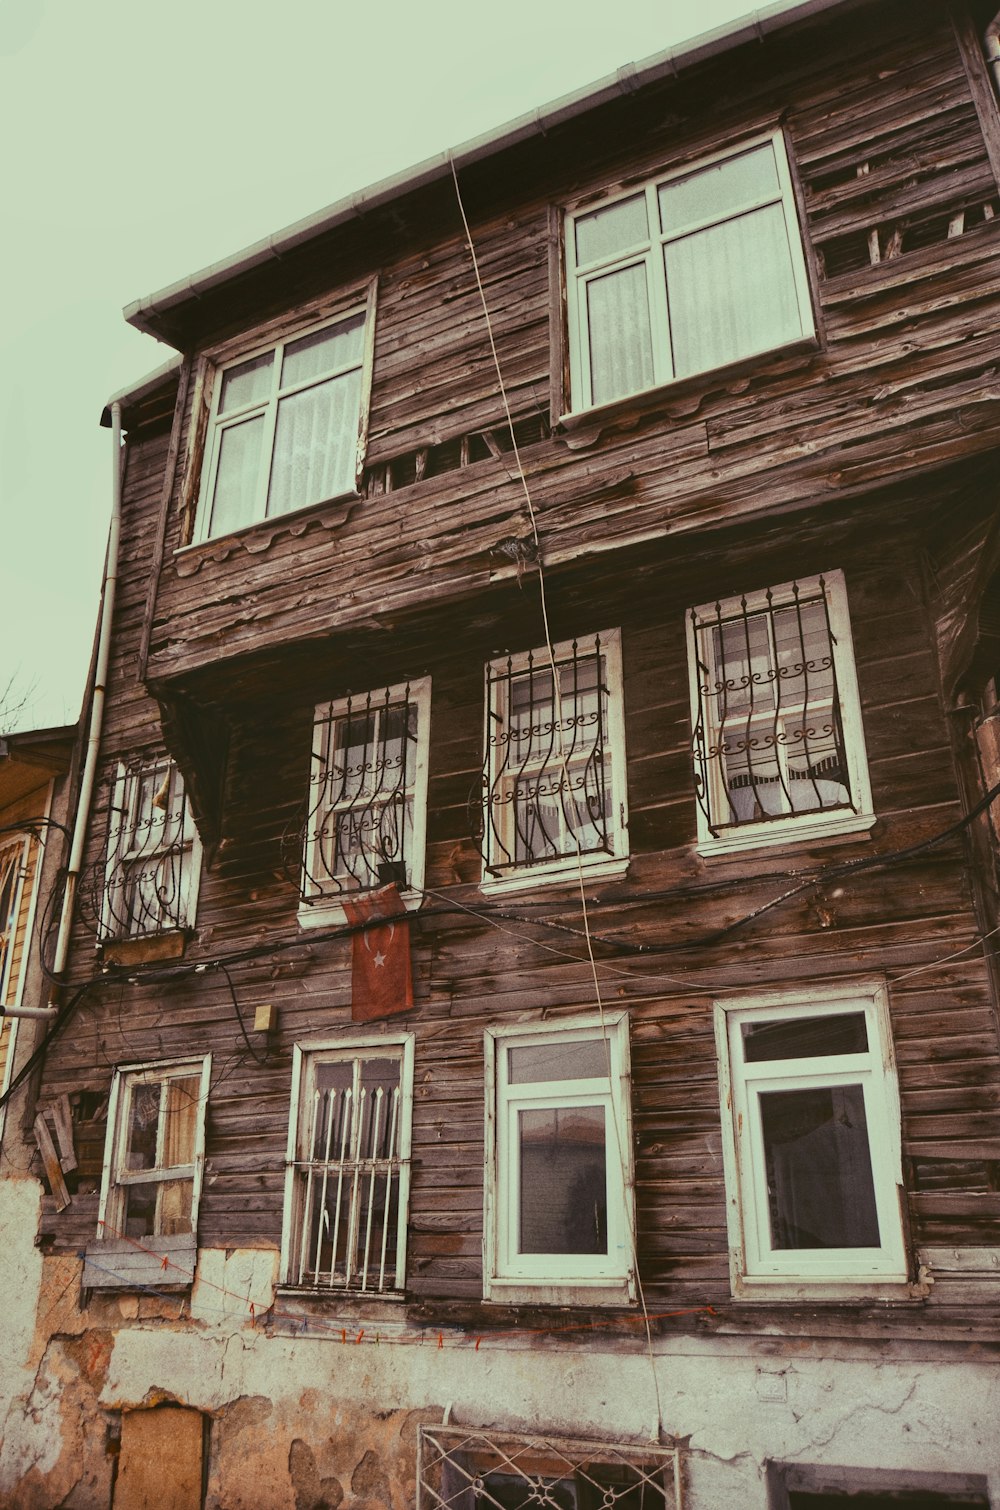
[
  {"left": 196, "top": 291, "right": 375, "bottom": 542},
  {"left": 301, "top": 679, "right": 431, "bottom": 915},
  {"left": 100, "top": 758, "right": 201, "bottom": 940},
  {"left": 481, "top": 631, "right": 629, "bottom": 888},
  {"left": 688, "top": 571, "right": 873, "bottom": 854},
  {"left": 565, "top": 131, "right": 813, "bottom": 412}
]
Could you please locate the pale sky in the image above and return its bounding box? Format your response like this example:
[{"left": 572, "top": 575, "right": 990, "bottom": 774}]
[{"left": 1, "top": 0, "right": 761, "bottom": 732}]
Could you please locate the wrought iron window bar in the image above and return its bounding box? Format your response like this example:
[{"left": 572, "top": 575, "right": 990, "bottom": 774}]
[
  {"left": 481, "top": 636, "right": 612, "bottom": 875},
  {"left": 99, "top": 758, "right": 194, "bottom": 940},
  {"left": 417, "top": 1426, "right": 682, "bottom": 1510},
  {"left": 287, "top": 1070, "right": 406, "bottom": 1293},
  {"left": 301, "top": 684, "right": 419, "bottom": 901},
  {"left": 691, "top": 578, "right": 855, "bottom": 837}
]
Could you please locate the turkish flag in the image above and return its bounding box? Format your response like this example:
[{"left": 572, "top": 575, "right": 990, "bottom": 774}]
[{"left": 341, "top": 884, "right": 414, "bottom": 1022}]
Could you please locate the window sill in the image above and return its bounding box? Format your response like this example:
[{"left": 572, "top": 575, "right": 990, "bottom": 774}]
[
  {"left": 484, "top": 1275, "right": 635, "bottom": 1307},
  {"left": 732, "top": 1272, "right": 919, "bottom": 1303},
  {"left": 480, "top": 853, "right": 629, "bottom": 897},
  {"left": 173, "top": 488, "right": 360, "bottom": 573},
  {"left": 697, "top": 810, "right": 876, "bottom": 859},
  {"left": 297, "top": 889, "right": 422, "bottom": 930},
  {"left": 556, "top": 335, "right": 820, "bottom": 444},
  {"left": 100, "top": 931, "right": 189, "bottom": 967}
]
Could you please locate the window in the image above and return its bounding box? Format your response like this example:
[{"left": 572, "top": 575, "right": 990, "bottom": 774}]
[
  {"left": 769, "top": 1461, "right": 991, "bottom": 1509},
  {"left": 481, "top": 631, "right": 628, "bottom": 891},
  {"left": 280, "top": 1035, "right": 414, "bottom": 1293},
  {"left": 196, "top": 287, "right": 375, "bottom": 541},
  {"left": 300, "top": 678, "right": 431, "bottom": 925},
  {"left": 565, "top": 132, "right": 813, "bottom": 413},
  {"left": 715, "top": 983, "right": 907, "bottom": 1294},
  {"left": 688, "top": 571, "right": 873, "bottom": 854},
  {"left": 98, "top": 1057, "right": 211, "bottom": 1245},
  {"left": 100, "top": 758, "right": 202, "bottom": 940},
  {"left": 484, "top": 1014, "right": 635, "bottom": 1304},
  {"left": 418, "top": 1426, "right": 681, "bottom": 1509},
  {"left": 0, "top": 835, "right": 29, "bottom": 1009}
]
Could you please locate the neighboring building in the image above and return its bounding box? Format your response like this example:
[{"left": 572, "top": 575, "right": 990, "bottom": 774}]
[{"left": 4, "top": 0, "right": 1000, "bottom": 1505}]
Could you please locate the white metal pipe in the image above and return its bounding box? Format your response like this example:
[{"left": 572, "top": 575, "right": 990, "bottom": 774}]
[
  {"left": 986, "top": 11, "right": 1000, "bottom": 94},
  {"left": 47, "top": 400, "right": 124, "bottom": 1010}
]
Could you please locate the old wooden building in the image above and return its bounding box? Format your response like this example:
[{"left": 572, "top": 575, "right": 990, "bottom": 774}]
[{"left": 3, "top": 0, "right": 1000, "bottom": 1504}]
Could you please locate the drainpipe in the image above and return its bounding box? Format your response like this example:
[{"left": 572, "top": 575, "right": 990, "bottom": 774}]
[
  {"left": 985, "top": 10, "right": 1000, "bottom": 94},
  {"left": 39, "top": 400, "right": 125, "bottom": 1016}
]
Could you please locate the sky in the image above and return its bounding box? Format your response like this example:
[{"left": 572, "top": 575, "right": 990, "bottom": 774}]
[{"left": 0, "top": 0, "right": 762, "bottom": 732}]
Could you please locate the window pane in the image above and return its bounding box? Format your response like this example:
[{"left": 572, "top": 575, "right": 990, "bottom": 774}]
[
  {"left": 575, "top": 193, "right": 649, "bottom": 265},
  {"left": 125, "top": 1084, "right": 161, "bottom": 1171},
  {"left": 210, "top": 415, "right": 265, "bottom": 535},
  {"left": 163, "top": 1075, "right": 201, "bottom": 1167},
  {"left": 266, "top": 369, "right": 361, "bottom": 517},
  {"left": 518, "top": 1105, "right": 607, "bottom": 1254},
  {"left": 218, "top": 351, "right": 273, "bottom": 413},
  {"left": 665, "top": 203, "right": 802, "bottom": 378},
  {"left": 743, "top": 1013, "right": 869, "bottom": 1062},
  {"left": 508, "top": 1038, "right": 611, "bottom": 1084},
  {"left": 586, "top": 263, "right": 655, "bottom": 406},
  {"left": 122, "top": 1178, "right": 193, "bottom": 1238},
  {"left": 658, "top": 144, "right": 779, "bottom": 233},
  {"left": 759, "top": 1084, "right": 881, "bottom": 1249},
  {"left": 281, "top": 314, "right": 366, "bottom": 388}
]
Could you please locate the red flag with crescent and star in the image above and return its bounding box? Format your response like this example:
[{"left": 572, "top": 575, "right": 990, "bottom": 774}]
[{"left": 341, "top": 883, "right": 414, "bottom": 1022}]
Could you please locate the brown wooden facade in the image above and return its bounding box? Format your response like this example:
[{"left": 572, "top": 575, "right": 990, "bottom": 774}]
[{"left": 30, "top": 0, "right": 1000, "bottom": 1351}]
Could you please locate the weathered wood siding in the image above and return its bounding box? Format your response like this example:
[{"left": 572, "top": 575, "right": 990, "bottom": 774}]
[{"left": 137, "top": 4, "right": 1000, "bottom": 687}]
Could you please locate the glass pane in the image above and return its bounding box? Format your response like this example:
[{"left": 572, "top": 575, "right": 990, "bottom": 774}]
[
  {"left": 518, "top": 1105, "right": 608, "bottom": 1254},
  {"left": 218, "top": 350, "right": 273, "bottom": 413},
  {"left": 743, "top": 1013, "right": 869, "bottom": 1062},
  {"left": 266, "top": 369, "right": 361, "bottom": 518},
  {"left": 122, "top": 1178, "right": 193, "bottom": 1238},
  {"left": 658, "top": 144, "right": 779, "bottom": 233},
  {"left": 125, "top": 1083, "right": 161, "bottom": 1171},
  {"left": 508, "top": 1037, "right": 611, "bottom": 1084},
  {"left": 209, "top": 415, "right": 265, "bottom": 536},
  {"left": 163, "top": 1075, "right": 200, "bottom": 1167},
  {"left": 281, "top": 313, "right": 366, "bottom": 387},
  {"left": 759, "top": 1084, "right": 881, "bottom": 1249},
  {"left": 665, "top": 203, "right": 802, "bottom": 378},
  {"left": 586, "top": 263, "right": 655, "bottom": 406},
  {"left": 575, "top": 193, "right": 649, "bottom": 265},
  {"left": 478, "top": 1472, "right": 578, "bottom": 1510}
]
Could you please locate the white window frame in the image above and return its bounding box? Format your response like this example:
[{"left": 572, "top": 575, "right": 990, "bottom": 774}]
[
  {"left": 715, "top": 981, "right": 909, "bottom": 1298},
  {"left": 279, "top": 1032, "right": 414, "bottom": 1294},
  {"left": 100, "top": 758, "right": 203, "bottom": 941},
  {"left": 481, "top": 630, "right": 629, "bottom": 896},
  {"left": 564, "top": 129, "right": 814, "bottom": 417},
  {"left": 194, "top": 281, "right": 377, "bottom": 543},
  {"left": 0, "top": 833, "right": 30, "bottom": 1011},
  {"left": 299, "top": 677, "right": 431, "bottom": 929},
  {"left": 687, "top": 570, "right": 874, "bottom": 856},
  {"left": 484, "top": 1012, "right": 636, "bottom": 1305},
  {"left": 97, "top": 1055, "right": 211, "bottom": 1245}
]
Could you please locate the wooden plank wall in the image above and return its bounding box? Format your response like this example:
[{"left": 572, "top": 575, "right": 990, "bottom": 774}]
[
  {"left": 138, "top": 5, "right": 1000, "bottom": 685},
  {"left": 37, "top": 457, "right": 1000, "bottom": 1330}
]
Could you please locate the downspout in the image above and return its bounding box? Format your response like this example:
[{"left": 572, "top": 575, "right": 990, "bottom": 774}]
[
  {"left": 985, "top": 9, "right": 1000, "bottom": 94},
  {"left": 37, "top": 400, "right": 124, "bottom": 1017}
]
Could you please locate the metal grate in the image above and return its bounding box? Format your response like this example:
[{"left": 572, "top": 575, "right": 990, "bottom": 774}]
[
  {"left": 418, "top": 1426, "right": 682, "bottom": 1510},
  {"left": 99, "top": 759, "right": 195, "bottom": 939},
  {"left": 301, "top": 684, "right": 419, "bottom": 901},
  {"left": 690, "top": 579, "right": 854, "bottom": 836},
  {"left": 285, "top": 1051, "right": 408, "bottom": 1293},
  {"left": 482, "top": 636, "right": 613, "bottom": 874}
]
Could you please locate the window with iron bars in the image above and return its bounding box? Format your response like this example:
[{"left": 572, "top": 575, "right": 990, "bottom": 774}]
[
  {"left": 300, "top": 679, "right": 431, "bottom": 924},
  {"left": 417, "top": 1426, "right": 682, "bottom": 1510},
  {"left": 99, "top": 759, "right": 201, "bottom": 940},
  {"left": 687, "top": 572, "right": 873, "bottom": 854},
  {"left": 481, "top": 632, "right": 628, "bottom": 890},
  {"left": 280, "top": 1036, "right": 413, "bottom": 1294}
]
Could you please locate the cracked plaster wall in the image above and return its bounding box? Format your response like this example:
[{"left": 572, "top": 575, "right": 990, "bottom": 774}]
[{"left": 0, "top": 1204, "right": 998, "bottom": 1508}]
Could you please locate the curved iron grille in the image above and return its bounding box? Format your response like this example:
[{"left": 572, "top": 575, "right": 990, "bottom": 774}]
[
  {"left": 691, "top": 578, "right": 854, "bottom": 836},
  {"left": 301, "top": 684, "right": 421, "bottom": 901},
  {"left": 418, "top": 1426, "right": 681, "bottom": 1509},
  {"left": 99, "top": 759, "right": 195, "bottom": 940},
  {"left": 482, "top": 636, "right": 613, "bottom": 875}
]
